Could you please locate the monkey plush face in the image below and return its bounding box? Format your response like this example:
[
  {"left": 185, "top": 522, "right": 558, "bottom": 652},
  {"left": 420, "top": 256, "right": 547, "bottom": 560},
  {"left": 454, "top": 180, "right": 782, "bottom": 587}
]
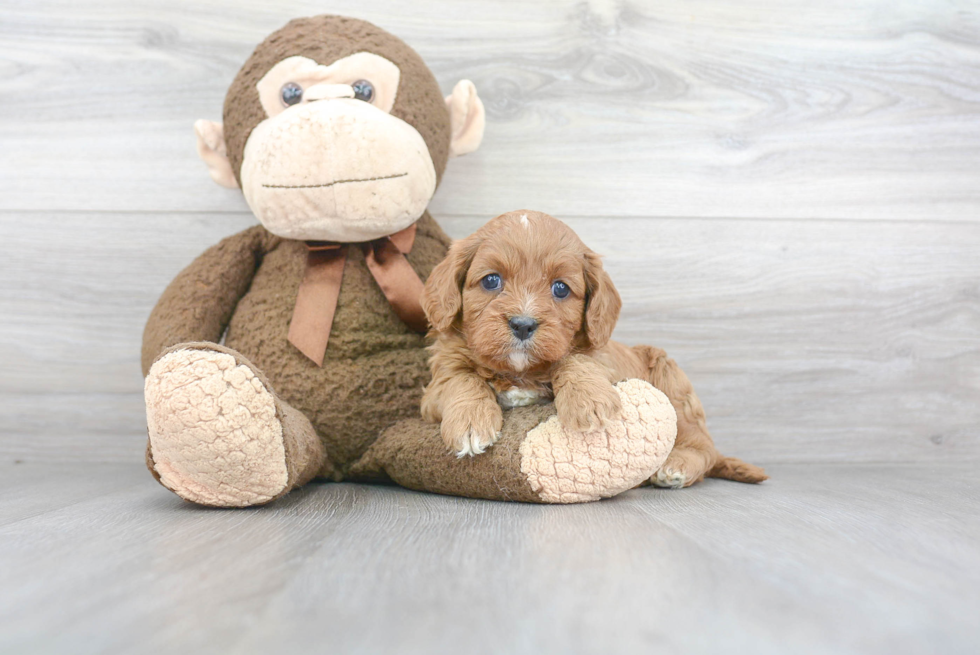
[
  {"left": 194, "top": 16, "right": 485, "bottom": 243},
  {"left": 239, "top": 51, "right": 437, "bottom": 242}
]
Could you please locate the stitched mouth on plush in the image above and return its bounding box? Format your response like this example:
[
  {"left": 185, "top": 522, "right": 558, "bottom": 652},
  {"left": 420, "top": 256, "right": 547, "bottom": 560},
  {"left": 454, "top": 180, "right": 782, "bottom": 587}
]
[{"left": 261, "top": 171, "right": 408, "bottom": 190}]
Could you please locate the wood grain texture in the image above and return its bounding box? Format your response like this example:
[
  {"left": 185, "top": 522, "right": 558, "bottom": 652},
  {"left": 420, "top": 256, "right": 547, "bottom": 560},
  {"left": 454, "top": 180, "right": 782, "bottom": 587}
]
[
  {"left": 0, "top": 462, "right": 977, "bottom": 654},
  {"left": 0, "top": 0, "right": 979, "bottom": 219},
  {"left": 2, "top": 4, "right": 978, "bottom": 653},
  {"left": 1, "top": 212, "right": 977, "bottom": 464},
  {"left": 1, "top": 2, "right": 978, "bottom": 463}
]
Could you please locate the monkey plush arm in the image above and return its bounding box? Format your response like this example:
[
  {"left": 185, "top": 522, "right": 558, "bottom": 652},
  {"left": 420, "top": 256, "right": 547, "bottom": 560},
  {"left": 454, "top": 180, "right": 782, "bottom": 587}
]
[{"left": 141, "top": 225, "right": 275, "bottom": 375}]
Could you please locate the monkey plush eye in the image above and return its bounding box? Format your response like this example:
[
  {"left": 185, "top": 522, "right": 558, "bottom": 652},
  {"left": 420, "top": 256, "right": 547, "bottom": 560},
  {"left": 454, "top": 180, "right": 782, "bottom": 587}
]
[
  {"left": 352, "top": 79, "right": 375, "bottom": 103},
  {"left": 481, "top": 274, "right": 502, "bottom": 291},
  {"left": 551, "top": 281, "right": 570, "bottom": 299},
  {"left": 280, "top": 82, "right": 303, "bottom": 106}
]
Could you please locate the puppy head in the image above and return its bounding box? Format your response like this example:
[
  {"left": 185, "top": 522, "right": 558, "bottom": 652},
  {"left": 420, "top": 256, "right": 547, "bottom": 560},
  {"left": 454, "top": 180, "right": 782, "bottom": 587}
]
[{"left": 421, "top": 210, "right": 621, "bottom": 373}]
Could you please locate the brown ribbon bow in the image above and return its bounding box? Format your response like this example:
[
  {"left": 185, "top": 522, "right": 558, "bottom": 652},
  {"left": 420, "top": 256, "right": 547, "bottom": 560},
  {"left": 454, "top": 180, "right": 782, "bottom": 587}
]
[{"left": 287, "top": 223, "right": 427, "bottom": 366}]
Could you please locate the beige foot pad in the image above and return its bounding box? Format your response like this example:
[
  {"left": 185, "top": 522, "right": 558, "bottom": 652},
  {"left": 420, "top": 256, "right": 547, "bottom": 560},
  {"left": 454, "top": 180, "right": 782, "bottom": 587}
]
[
  {"left": 145, "top": 348, "right": 288, "bottom": 507},
  {"left": 519, "top": 379, "right": 677, "bottom": 503}
]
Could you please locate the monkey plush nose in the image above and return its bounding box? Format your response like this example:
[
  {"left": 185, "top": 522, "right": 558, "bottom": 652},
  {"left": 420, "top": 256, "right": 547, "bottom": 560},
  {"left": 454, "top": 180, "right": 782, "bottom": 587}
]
[
  {"left": 303, "top": 83, "right": 356, "bottom": 102},
  {"left": 508, "top": 316, "right": 538, "bottom": 341}
]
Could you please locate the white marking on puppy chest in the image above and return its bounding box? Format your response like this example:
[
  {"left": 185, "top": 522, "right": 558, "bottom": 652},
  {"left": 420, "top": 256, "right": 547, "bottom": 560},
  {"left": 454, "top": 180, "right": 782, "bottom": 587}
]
[
  {"left": 499, "top": 387, "right": 543, "bottom": 408},
  {"left": 520, "top": 213, "right": 529, "bottom": 228}
]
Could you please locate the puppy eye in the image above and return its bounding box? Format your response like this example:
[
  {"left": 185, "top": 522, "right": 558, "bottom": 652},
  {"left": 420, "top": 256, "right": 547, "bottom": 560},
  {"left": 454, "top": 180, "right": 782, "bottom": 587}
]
[
  {"left": 481, "top": 274, "right": 502, "bottom": 291},
  {"left": 280, "top": 82, "right": 303, "bottom": 106},
  {"left": 352, "top": 80, "right": 375, "bottom": 103},
  {"left": 552, "top": 281, "right": 570, "bottom": 299}
]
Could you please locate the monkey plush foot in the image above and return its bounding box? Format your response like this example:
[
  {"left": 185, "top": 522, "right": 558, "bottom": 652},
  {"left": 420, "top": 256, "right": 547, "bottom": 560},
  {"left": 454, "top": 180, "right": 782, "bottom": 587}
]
[
  {"left": 519, "top": 379, "right": 677, "bottom": 503},
  {"left": 144, "top": 344, "right": 326, "bottom": 507},
  {"left": 349, "top": 379, "right": 677, "bottom": 504}
]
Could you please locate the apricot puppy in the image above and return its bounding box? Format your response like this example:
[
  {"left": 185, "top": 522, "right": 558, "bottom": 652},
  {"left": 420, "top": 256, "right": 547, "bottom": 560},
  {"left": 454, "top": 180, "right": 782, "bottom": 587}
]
[{"left": 420, "top": 210, "right": 767, "bottom": 488}]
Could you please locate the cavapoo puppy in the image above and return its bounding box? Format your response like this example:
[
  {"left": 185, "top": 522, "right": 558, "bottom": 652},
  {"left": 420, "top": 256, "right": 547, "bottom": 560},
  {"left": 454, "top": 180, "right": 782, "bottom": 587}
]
[{"left": 420, "top": 210, "right": 766, "bottom": 488}]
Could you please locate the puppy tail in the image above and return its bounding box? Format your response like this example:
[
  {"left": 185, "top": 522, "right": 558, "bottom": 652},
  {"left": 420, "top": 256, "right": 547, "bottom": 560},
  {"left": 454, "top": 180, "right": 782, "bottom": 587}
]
[{"left": 707, "top": 456, "right": 768, "bottom": 484}]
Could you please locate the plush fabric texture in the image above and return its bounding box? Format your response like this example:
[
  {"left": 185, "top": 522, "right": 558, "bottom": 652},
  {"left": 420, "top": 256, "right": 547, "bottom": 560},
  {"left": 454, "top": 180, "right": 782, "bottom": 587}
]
[
  {"left": 287, "top": 224, "right": 426, "bottom": 365},
  {"left": 239, "top": 98, "right": 437, "bottom": 243},
  {"left": 519, "top": 379, "right": 677, "bottom": 503},
  {"left": 349, "top": 403, "right": 551, "bottom": 501},
  {"left": 194, "top": 120, "right": 238, "bottom": 188},
  {"left": 143, "top": 212, "right": 450, "bottom": 472},
  {"left": 146, "top": 347, "right": 286, "bottom": 507},
  {"left": 146, "top": 343, "right": 328, "bottom": 507},
  {"left": 143, "top": 16, "right": 675, "bottom": 508},
  {"left": 223, "top": 15, "right": 451, "bottom": 188},
  {"left": 142, "top": 211, "right": 678, "bottom": 504},
  {"left": 348, "top": 380, "right": 675, "bottom": 503},
  {"left": 141, "top": 227, "right": 272, "bottom": 374},
  {"left": 255, "top": 53, "right": 401, "bottom": 117},
  {"left": 445, "top": 80, "right": 485, "bottom": 158}
]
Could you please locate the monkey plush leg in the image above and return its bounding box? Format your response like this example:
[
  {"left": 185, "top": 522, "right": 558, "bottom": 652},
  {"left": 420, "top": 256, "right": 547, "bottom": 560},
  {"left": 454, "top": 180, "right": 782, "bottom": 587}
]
[
  {"left": 349, "top": 380, "right": 676, "bottom": 504},
  {"left": 144, "top": 343, "right": 329, "bottom": 507}
]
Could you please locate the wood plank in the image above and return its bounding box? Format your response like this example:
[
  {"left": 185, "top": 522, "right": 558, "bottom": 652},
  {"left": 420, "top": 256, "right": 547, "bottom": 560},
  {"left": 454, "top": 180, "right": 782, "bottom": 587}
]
[
  {"left": 0, "top": 461, "right": 145, "bottom": 526},
  {"left": 0, "top": 394, "right": 146, "bottom": 464},
  {"left": 1, "top": 212, "right": 977, "bottom": 464},
  {"left": 0, "top": 212, "right": 258, "bottom": 396},
  {"left": 0, "top": 463, "right": 976, "bottom": 653},
  {"left": 1, "top": 0, "right": 979, "bottom": 219}
]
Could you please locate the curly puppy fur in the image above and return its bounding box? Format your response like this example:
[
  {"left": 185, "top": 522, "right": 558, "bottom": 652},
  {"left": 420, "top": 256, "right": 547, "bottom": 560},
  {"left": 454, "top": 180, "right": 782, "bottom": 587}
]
[{"left": 420, "top": 210, "right": 767, "bottom": 487}]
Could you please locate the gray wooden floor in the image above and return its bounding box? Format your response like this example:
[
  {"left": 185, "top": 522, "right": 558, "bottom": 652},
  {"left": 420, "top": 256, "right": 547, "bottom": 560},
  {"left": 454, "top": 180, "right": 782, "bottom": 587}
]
[
  {"left": 1, "top": 0, "right": 979, "bottom": 652},
  {"left": 1, "top": 461, "right": 978, "bottom": 654}
]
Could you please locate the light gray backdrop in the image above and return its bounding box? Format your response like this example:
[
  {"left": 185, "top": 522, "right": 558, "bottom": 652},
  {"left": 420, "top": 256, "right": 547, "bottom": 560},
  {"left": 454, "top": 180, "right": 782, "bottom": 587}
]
[{"left": 1, "top": 0, "right": 978, "bottom": 466}]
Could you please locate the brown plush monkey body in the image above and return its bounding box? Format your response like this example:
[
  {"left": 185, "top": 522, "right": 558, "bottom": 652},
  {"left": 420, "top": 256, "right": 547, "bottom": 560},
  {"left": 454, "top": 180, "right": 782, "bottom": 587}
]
[
  {"left": 142, "top": 16, "right": 678, "bottom": 507},
  {"left": 142, "top": 215, "right": 448, "bottom": 472}
]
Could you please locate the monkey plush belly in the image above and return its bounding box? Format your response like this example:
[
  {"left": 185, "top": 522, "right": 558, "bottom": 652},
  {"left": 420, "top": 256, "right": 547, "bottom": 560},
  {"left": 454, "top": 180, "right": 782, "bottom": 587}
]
[
  {"left": 260, "top": 344, "right": 430, "bottom": 469},
  {"left": 223, "top": 231, "right": 439, "bottom": 470}
]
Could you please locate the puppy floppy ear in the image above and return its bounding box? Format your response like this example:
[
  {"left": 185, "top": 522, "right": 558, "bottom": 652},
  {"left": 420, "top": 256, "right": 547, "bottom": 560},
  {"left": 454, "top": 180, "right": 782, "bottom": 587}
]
[
  {"left": 422, "top": 234, "right": 481, "bottom": 332},
  {"left": 581, "top": 251, "right": 622, "bottom": 350}
]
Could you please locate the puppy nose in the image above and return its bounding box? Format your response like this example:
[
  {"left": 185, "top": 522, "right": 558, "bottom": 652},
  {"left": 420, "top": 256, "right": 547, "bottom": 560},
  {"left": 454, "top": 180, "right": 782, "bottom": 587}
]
[{"left": 508, "top": 316, "right": 538, "bottom": 341}]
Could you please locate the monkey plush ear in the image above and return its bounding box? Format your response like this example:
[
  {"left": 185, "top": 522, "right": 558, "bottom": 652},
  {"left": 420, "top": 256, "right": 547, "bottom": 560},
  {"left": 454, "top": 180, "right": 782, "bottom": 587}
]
[
  {"left": 193, "top": 120, "right": 239, "bottom": 189},
  {"left": 445, "top": 80, "right": 485, "bottom": 158}
]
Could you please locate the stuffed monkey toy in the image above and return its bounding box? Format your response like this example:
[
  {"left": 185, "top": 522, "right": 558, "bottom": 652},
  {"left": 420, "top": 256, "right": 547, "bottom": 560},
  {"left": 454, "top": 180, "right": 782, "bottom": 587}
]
[{"left": 142, "top": 15, "right": 677, "bottom": 507}]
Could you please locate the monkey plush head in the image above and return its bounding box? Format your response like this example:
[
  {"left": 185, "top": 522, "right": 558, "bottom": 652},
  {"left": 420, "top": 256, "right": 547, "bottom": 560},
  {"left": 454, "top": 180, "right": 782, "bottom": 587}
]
[{"left": 194, "top": 15, "right": 484, "bottom": 243}]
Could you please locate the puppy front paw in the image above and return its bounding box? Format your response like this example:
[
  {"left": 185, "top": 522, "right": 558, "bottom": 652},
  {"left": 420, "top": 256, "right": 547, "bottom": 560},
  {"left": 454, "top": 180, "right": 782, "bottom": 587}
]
[
  {"left": 555, "top": 380, "right": 623, "bottom": 432},
  {"left": 441, "top": 399, "right": 504, "bottom": 457}
]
